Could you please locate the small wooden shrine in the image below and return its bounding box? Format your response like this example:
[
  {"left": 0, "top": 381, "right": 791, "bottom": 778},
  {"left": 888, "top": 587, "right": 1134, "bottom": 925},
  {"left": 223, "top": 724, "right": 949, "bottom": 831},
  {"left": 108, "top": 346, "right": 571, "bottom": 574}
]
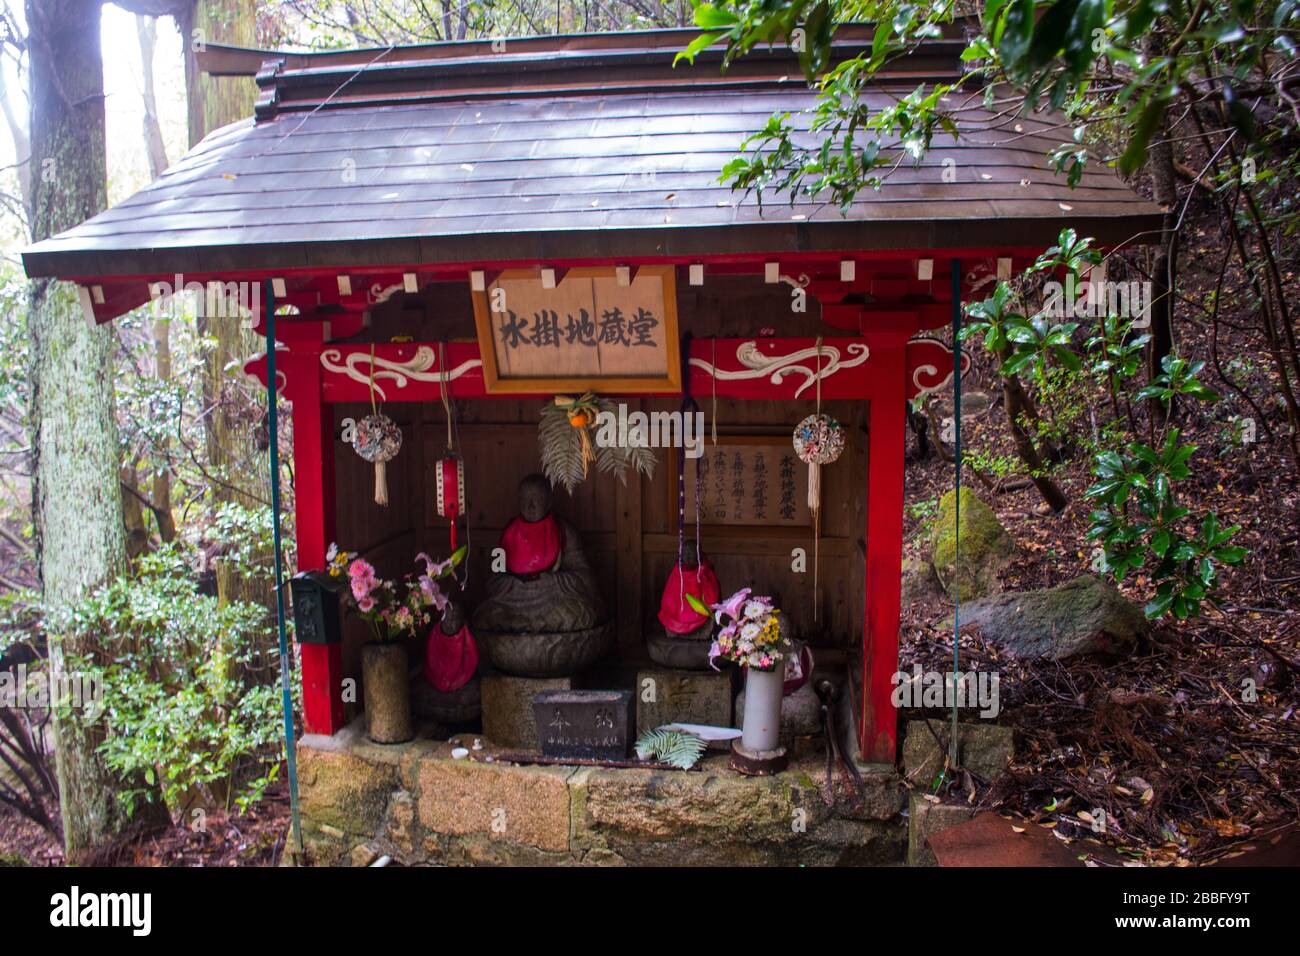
[{"left": 23, "top": 26, "right": 1161, "bottom": 787}]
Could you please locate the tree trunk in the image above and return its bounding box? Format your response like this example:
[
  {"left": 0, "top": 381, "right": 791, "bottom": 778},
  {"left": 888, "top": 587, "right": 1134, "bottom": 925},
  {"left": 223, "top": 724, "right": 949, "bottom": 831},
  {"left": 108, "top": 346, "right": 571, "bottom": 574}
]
[
  {"left": 0, "top": 64, "right": 33, "bottom": 226},
  {"left": 135, "top": 14, "right": 169, "bottom": 181},
  {"left": 1001, "top": 373, "right": 1070, "bottom": 513},
  {"left": 1147, "top": 121, "right": 1179, "bottom": 410},
  {"left": 990, "top": 340, "right": 1069, "bottom": 512},
  {"left": 26, "top": 0, "right": 168, "bottom": 861},
  {"left": 179, "top": 0, "right": 256, "bottom": 150},
  {"left": 179, "top": 0, "right": 269, "bottom": 511}
]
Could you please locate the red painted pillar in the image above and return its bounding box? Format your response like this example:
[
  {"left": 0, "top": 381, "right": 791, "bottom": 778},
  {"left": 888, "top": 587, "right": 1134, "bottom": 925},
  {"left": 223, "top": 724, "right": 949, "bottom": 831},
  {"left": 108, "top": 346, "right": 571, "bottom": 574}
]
[
  {"left": 859, "top": 319, "right": 913, "bottom": 763},
  {"left": 283, "top": 340, "right": 345, "bottom": 736}
]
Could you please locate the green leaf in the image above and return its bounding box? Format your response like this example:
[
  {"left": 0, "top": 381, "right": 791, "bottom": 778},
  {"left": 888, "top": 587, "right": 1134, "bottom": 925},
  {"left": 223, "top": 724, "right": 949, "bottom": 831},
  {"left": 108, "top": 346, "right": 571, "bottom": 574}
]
[
  {"left": 675, "top": 30, "right": 725, "bottom": 66},
  {"left": 1151, "top": 529, "right": 1171, "bottom": 557},
  {"left": 693, "top": 5, "right": 738, "bottom": 30},
  {"left": 1144, "top": 592, "right": 1174, "bottom": 619},
  {"left": 685, "top": 593, "right": 711, "bottom": 615},
  {"left": 634, "top": 729, "right": 707, "bottom": 770}
]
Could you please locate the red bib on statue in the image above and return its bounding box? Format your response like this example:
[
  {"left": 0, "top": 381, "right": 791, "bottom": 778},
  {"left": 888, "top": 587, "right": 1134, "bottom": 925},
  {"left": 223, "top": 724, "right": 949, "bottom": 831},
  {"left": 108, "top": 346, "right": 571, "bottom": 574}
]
[
  {"left": 423, "top": 624, "right": 478, "bottom": 693},
  {"left": 500, "top": 514, "right": 563, "bottom": 575},
  {"left": 657, "top": 560, "right": 720, "bottom": 634}
]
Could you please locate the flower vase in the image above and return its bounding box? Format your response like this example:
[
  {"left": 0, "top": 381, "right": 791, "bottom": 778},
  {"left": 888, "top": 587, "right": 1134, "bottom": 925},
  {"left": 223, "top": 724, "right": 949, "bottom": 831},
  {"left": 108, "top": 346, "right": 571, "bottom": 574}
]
[
  {"left": 362, "top": 642, "right": 413, "bottom": 744},
  {"left": 740, "top": 665, "right": 783, "bottom": 752}
]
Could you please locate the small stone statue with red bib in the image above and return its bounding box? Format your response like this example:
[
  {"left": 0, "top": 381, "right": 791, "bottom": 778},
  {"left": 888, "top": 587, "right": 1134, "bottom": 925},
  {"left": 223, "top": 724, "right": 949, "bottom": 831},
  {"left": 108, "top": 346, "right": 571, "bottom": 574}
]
[
  {"left": 472, "top": 474, "right": 610, "bottom": 677},
  {"left": 647, "top": 538, "right": 721, "bottom": 670}
]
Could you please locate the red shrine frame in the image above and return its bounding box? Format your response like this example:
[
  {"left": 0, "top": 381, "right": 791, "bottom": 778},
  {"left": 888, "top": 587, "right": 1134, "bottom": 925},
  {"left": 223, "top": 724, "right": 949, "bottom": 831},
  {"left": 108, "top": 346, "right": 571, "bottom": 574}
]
[{"left": 243, "top": 276, "right": 969, "bottom": 765}]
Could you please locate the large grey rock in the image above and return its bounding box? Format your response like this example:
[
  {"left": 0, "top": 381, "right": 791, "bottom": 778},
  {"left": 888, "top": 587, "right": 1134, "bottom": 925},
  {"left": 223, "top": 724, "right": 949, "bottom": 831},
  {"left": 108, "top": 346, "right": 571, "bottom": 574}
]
[
  {"left": 958, "top": 575, "right": 1147, "bottom": 660},
  {"left": 928, "top": 488, "right": 1015, "bottom": 601}
]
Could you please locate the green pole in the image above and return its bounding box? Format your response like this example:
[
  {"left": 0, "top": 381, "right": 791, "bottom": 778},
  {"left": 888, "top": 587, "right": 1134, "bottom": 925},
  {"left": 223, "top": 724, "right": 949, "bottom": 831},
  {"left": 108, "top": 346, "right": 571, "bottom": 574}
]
[
  {"left": 264, "top": 280, "right": 303, "bottom": 856},
  {"left": 950, "top": 260, "right": 962, "bottom": 776}
]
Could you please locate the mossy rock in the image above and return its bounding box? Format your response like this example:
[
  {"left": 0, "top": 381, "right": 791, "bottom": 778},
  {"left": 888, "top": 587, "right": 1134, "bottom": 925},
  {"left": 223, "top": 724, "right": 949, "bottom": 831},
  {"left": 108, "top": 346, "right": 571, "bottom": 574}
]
[
  {"left": 928, "top": 487, "right": 1015, "bottom": 601},
  {"left": 956, "top": 575, "right": 1147, "bottom": 660}
]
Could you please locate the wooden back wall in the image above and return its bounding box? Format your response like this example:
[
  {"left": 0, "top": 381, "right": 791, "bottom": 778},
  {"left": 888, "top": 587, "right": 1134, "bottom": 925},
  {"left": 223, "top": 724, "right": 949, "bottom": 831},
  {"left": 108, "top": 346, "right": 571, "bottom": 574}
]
[{"left": 328, "top": 276, "right": 868, "bottom": 681}]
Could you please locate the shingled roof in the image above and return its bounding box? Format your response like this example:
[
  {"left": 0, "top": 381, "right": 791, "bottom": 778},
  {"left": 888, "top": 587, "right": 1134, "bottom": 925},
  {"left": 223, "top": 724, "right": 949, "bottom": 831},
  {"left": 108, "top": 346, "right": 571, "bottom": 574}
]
[{"left": 22, "top": 26, "right": 1162, "bottom": 280}]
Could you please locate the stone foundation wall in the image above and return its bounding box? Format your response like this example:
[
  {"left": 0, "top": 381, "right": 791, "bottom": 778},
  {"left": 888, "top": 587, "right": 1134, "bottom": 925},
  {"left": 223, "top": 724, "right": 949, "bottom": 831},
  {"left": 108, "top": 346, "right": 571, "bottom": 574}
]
[{"left": 292, "top": 722, "right": 906, "bottom": 867}]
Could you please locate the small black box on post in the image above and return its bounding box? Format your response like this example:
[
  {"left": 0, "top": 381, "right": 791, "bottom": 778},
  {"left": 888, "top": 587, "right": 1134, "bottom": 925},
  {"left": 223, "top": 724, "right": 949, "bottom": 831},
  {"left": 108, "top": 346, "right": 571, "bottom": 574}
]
[
  {"left": 289, "top": 571, "right": 342, "bottom": 645},
  {"left": 532, "top": 690, "right": 632, "bottom": 760}
]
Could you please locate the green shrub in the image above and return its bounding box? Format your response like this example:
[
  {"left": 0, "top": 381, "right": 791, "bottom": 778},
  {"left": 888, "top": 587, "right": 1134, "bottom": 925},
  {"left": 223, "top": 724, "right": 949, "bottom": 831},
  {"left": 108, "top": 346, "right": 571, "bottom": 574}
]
[{"left": 53, "top": 544, "right": 288, "bottom": 816}]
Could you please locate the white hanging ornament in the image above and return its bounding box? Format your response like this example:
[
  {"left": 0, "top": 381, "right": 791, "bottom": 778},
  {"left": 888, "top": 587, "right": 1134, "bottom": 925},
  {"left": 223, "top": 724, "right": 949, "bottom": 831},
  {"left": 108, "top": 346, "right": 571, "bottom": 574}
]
[
  {"left": 353, "top": 413, "right": 402, "bottom": 506},
  {"left": 793, "top": 413, "right": 845, "bottom": 511},
  {"left": 793, "top": 412, "right": 844, "bottom": 621}
]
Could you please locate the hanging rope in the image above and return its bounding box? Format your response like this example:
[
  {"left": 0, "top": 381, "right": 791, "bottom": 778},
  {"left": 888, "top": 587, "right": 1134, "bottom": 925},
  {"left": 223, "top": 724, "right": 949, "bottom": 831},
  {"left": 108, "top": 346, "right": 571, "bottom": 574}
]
[
  {"left": 710, "top": 337, "right": 718, "bottom": 446},
  {"left": 813, "top": 336, "right": 823, "bottom": 621},
  {"left": 677, "top": 333, "right": 698, "bottom": 604},
  {"left": 439, "top": 341, "right": 454, "bottom": 452},
  {"left": 368, "top": 342, "right": 378, "bottom": 417}
]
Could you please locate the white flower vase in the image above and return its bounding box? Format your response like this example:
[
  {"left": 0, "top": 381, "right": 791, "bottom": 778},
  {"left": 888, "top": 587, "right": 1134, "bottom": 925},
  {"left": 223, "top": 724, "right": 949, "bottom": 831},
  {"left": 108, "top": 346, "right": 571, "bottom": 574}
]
[{"left": 740, "top": 665, "right": 783, "bottom": 752}]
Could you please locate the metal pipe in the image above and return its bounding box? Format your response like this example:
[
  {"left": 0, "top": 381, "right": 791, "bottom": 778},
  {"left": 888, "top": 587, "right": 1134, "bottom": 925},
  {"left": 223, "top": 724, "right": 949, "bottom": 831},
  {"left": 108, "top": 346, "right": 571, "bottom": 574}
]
[
  {"left": 950, "top": 259, "right": 962, "bottom": 776},
  {"left": 265, "top": 279, "right": 304, "bottom": 856}
]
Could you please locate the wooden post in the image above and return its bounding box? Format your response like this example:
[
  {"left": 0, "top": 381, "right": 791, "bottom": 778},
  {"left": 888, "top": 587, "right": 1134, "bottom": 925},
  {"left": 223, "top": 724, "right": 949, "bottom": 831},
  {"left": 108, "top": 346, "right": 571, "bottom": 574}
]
[
  {"left": 282, "top": 334, "right": 345, "bottom": 736},
  {"left": 858, "top": 316, "right": 914, "bottom": 763}
]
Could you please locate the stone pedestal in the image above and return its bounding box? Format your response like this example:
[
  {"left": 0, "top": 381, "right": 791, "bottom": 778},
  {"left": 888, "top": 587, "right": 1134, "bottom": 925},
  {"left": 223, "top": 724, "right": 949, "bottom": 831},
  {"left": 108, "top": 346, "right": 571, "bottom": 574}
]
[
  {"left": 481, "top": 674, "right": 572, "bottom": 750},
  {"left": 901, "top": 719, "right": 1014, "bottom": 788},
  {"left": 908, "top": 792, "right": 977, "bottom": 867},
  {"left": 635, "top": 668, "right": 733, "bottom": 735}
]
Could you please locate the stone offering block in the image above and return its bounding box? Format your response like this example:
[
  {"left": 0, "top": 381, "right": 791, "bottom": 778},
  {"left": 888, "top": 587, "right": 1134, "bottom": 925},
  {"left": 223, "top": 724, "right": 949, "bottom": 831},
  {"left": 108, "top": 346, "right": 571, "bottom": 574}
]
[
  {"left": 482, "top": 674, "right": 572, "bottom": 750},
  {"left": 532, "top": 690, "right": 632, "bottom": 760},
  {"left": 636, "top": 668, "right": 733, "bottom": 735}
]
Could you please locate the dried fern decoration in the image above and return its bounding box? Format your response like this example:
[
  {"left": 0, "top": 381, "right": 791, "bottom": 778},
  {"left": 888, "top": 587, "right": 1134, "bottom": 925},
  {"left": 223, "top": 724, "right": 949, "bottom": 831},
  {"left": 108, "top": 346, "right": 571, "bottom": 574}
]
[
  {"left": 539, "top": 397, "right": 590, "bottom": 492},
  {"left": 634, "top": 728, "right": 707, "bottom": 770},
  {"left": 539, "top": 394, "right": 658, "bottom": 493}
]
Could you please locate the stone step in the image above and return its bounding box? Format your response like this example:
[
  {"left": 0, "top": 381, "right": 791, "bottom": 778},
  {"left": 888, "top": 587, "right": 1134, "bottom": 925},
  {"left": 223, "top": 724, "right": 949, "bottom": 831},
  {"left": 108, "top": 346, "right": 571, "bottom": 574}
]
[{"left": 292, "top": 725, "right": 907, "bottom": 867}]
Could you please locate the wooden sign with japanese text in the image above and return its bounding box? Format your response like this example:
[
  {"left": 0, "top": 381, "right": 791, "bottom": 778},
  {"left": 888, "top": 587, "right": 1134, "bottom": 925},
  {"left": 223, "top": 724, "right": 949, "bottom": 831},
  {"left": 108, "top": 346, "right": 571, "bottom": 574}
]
[
  {"left": 472, "top": 266, "right": 681, "bottom": 394},
  {"left": 677, "top": 435, "right": 811, "bottom": 529}
]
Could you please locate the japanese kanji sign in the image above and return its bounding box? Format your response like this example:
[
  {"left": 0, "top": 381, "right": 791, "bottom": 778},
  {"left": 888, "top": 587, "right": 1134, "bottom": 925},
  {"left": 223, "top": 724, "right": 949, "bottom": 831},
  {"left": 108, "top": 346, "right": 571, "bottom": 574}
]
[
  {"left": 678, "top": 435, "right": 812, "bottom": 528},
  {"left": 471, "top": 265, "right": 681, "bottom": 394}
]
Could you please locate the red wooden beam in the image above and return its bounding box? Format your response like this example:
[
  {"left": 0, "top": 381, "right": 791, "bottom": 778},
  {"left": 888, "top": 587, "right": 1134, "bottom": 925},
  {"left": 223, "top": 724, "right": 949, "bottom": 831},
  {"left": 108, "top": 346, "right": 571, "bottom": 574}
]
[
  {"left": 269, "top": 334, "right": 960, "bottom": 405},
  {"left": 858, "top": 324, "right": 912, "bottom": 764},
  {"left": 254, "top": 329, "right": 346, "bottom": 736}
]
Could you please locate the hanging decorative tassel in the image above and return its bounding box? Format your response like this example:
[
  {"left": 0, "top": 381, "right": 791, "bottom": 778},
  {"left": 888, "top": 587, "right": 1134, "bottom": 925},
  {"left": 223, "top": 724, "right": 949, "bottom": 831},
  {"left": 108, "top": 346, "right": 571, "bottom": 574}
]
[
  {"left": 352, "top": 345, "right": 401, "bottom": 506},
  {"left": 792, "top": 337, "right": 845, "bottom": 620}
]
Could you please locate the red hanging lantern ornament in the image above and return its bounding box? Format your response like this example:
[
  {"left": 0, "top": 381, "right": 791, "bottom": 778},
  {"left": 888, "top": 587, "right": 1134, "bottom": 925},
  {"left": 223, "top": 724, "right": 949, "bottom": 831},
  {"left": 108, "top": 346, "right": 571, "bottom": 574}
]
[{"left": 435, "top": 455, "right": 465, "bottom": 548}]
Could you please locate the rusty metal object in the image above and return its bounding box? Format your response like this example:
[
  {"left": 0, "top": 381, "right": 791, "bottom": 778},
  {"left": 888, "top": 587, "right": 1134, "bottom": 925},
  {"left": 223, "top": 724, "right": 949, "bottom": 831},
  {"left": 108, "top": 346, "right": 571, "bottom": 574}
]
[{"left": 927, "top": 811, "right": 1125, "bottom": 867}]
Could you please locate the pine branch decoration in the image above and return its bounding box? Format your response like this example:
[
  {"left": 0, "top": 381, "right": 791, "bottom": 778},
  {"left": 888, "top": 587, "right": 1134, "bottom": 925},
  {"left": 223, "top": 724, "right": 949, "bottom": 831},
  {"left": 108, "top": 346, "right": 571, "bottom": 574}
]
[{"left": 634, "top": 728, "right": 707, "bottom": 770}]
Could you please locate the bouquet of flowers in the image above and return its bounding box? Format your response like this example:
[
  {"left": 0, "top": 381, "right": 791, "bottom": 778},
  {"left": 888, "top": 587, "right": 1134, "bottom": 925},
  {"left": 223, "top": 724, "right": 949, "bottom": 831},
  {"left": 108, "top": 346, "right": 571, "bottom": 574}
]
[
  {"left": 688, "top": 587, "right": 789, "bottom": 672},
  {"left": 327, "top": 543, "right": 466, "bottom": 642}
]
